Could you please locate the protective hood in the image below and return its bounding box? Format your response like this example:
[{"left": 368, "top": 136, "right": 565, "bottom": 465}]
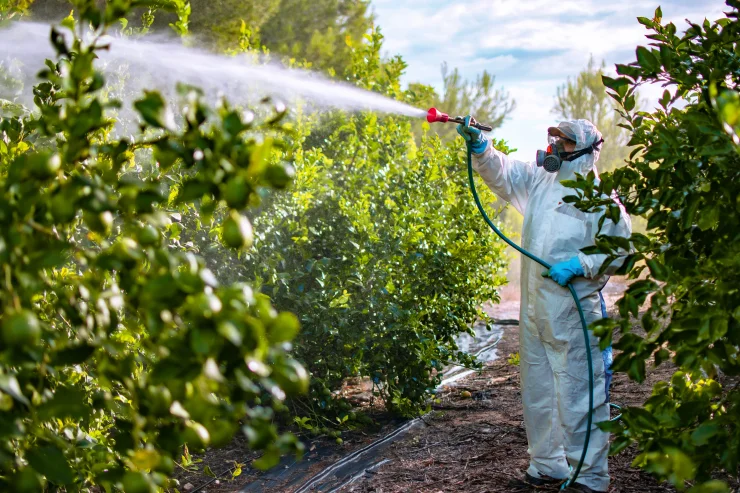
[{"left": 554, "top": 119, "right": 603, "bottom": 177}]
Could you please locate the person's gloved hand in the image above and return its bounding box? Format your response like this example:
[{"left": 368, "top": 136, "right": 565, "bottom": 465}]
[
  {"left": 456, "top": 115, "right": 488, "bottom": 154},
  {"left": 543, "top": 256, "right": 584, "bottom": 286}
]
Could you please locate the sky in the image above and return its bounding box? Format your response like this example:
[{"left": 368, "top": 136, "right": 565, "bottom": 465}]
[{"left": 371, "top": 0, "right": 727, "bottom": 161}]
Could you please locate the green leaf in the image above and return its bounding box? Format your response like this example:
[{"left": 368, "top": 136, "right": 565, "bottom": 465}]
[
  {"left": 37, "top": 386, "right": 90, "bottom": 421},
  {"left": 602, "top": 76, "right": 630, "bottom": 97},
  {"left": 636, "top": 46, "right": 659, "bottom": 72},
  {"left": 176, "top": 180, "right": 211, "bottom": 203},
  {"left": 253, "top": 447, "right": 281, "bottom": 470},
  {"left": 645, "top": 259, "right": 668, "bottom": 281},
  {"left": 654, "top": 348, "right": 670, "bottom": 366},
  {"left": 697, "top": 204, "right": 719, "bottom": 231},
  {"left": 615, "top": 64, "right": 641, "bottom": 80},
  {"left": 268, "top": 312, "right": 300, "bottom": 343},
  {"left": 61, "top": 11, "right": 76, "bottom": 31},
  {"left": 51, "top": 344, "right": 97, "bottom": 366},
  {"left": 687, "top": 480, "right": 730, "bottom": 493},
  {"left": 628, "top": 358, "right": 646, "bottom": 383},
  {"left": 659, "top": 90, "right": 671, "bottom": 109},
  {"left": 609, "top": 436, "right": 631, "bottom": 456},
  {"left": 134, "top": 91, "right": 173, "bottom": 129},
  {"left": 597, "top": 419, "right": 624, "bottom": 433},
  {"left": 27, "top": 446, "right": 75, "bottom": 485},
  {"left": 49, "top": 27, "right": 69, "bottom": 56},
  {"left": 624, "top": 94, "right": 636, "bottom": 111},
  {"left": 0, "top": 374, "right": 29, "bottom": 406},
  {"left": 637, "top": 17, "right": 654, "bottom": 28},
  {"left": 691, "top": 422, "right": 720, "bottom": 446},
  {"left": 660, "top": 45, "right": 674, "bottom": 71}
]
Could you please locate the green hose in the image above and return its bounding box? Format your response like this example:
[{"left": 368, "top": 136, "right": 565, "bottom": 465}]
[{"left": 465, "top": 143, "right": 594, "bottom": 489}]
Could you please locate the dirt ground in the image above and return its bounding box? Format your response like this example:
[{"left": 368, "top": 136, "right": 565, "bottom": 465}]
[
  {"left": 344, "top": 322, "right": 675, "bottom": 493},
  {"left": 169, "top": 280, "right": 739, "bottom": 493},
  {"left": 342, "top": 290, "right": 738, "bottom": 493}
]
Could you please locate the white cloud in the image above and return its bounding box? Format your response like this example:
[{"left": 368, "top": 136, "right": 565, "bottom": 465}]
[{"left": 371, "top": 0, "right": 727, "bottom": 161}]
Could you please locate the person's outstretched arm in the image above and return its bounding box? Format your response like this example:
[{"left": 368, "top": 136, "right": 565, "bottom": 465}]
[{"left": 457, "top": 116, "right": 536, "bottom": 215}]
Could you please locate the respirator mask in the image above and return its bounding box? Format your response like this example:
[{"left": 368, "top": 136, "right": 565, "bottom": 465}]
[{"left": 535, "top": 134, "right": 604, "bottom": 173}]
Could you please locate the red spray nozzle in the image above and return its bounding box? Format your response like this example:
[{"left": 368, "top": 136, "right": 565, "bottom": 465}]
[
  {"left": 425, "top": 107, "right": 493, "bottom": 132},
  {"left": 427, "top": 107, "right": 449, "bottom": 124}
]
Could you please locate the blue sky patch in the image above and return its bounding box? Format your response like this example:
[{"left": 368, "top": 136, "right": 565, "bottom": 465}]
[{"left": 371, "top": 0, "right": 726, "bottom": 160}]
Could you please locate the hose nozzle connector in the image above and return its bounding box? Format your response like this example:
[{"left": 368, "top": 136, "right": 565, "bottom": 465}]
[{"left": 426, "top": 107, "right": 493, "bottom": 132}]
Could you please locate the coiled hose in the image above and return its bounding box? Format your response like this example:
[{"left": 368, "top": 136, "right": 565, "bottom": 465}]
[{"left": 464, "top": 142, "right": 593, "bottom": 489}]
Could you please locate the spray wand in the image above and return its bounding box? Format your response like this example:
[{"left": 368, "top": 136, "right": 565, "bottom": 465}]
[
  {"left": 426, "top": 107, "right": 493, "bottom": 132},
  {"left": 427, "top": 108, "right": 594, "bottom": 491}
]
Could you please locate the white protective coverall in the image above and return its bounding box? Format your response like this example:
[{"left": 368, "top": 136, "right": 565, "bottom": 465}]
[{"left": 472, "top": 119, "right": 631, "bottom": 491}]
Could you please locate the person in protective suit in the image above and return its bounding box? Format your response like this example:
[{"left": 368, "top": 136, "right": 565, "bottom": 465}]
[{"left": 457, "top": 118, "right": 631, "bottom": 493}]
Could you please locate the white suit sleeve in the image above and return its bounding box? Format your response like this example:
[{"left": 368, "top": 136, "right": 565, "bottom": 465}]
[
  {"left": 577, "top": 197, "right": 632, "bottom": 278},
  {"left": 471, "top": 145, "right": 537, "bottom": 215}
]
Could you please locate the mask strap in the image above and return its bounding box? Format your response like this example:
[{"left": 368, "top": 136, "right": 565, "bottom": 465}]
[{"left": 561, "top": 137, "right": 604, "bottom": 162}]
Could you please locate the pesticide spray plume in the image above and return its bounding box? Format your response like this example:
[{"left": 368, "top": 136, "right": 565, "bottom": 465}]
[
  {"left": 427, "top": 107, "right": 493, "bottom": 132},
  {"left": 0, "top": 22, "right": 428, "bottom": 119}
]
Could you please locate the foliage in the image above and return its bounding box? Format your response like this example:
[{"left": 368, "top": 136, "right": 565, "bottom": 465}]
[
  {"left": 0, "top": 3, "right": 309, "bottom": 490},
  {"left": 2, "top": 2, "right": 514, "bottom": 490},
  {"left": 185, "top": 0, "right": 280, "bottom": 50},
  {"left": 177, "top": 30, "right": 510, "bottom": 422},
  {"left": 553, "top": 56, "right": 630, "bottom": 174},
  {"left": 24, "top": 0, "right": 373, "bottom": 75},
  {"left": 249, "top": 116, "right": 509, "bottom": 418},
  {"left": 566, "top": 3, "right": 740, "bottom": 489},
  {"left": 260, "top": 0, "right": 373, "bottom": 75}
]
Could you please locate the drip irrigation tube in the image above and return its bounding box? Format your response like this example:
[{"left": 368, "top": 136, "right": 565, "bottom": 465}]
[
  {"left": 293, "top": 419, "right": 422, "bottom": 493},
  {"left": 293, "top": 333, "right": 503, "bottom": 492},
  {"left": 464, "top": 142, "right": 593, "bottom": 489}
]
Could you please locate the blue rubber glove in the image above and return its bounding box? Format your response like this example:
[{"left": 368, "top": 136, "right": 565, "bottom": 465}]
[
  {"left": 456, "top": 115, "right": 488, "bottom": 154},
  {"left": 543, "top": 256, "right": 584, "bottom": 286}
]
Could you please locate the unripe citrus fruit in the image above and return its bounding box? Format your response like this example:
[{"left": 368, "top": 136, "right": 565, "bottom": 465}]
[
  {"left": 221, "top": 211, "right": 253, "bottom": 249},
  {"left": 2, "top": 310, "right": 41, "bottom": 347}
]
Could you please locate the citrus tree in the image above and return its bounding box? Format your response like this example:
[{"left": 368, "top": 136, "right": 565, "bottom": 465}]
[
  {"left": 177, "top": 31, "right": 511, "bottom": 422},
  {"left": 566, "top": 3, "right": 740, "bottom": 490},
  {"left": 0, "top": 2, "right": 307, "bottom": 490}
]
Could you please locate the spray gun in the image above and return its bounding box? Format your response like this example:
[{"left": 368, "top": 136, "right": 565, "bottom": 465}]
[{"left": 426, "top": 107, "right": 493, "bottom": 132}]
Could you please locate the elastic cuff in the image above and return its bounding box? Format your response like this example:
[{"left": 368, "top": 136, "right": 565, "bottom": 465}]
[
  {"left": 574, "top": 253, "right": 589, "bottom": 278},
  {"left": 471, "top": 138, "right": 489, "bottom": 155}
]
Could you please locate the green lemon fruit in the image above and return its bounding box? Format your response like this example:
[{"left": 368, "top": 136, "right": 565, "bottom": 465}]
[
  {"left": 223, "top": 176, "right": 250, "bottom": 209},
  {"left": 30, "top": 152, "right": 61, "bottom": 179},
  {"left": 137, "top": 224, "right": 160, "bottom": 246},
  {"left": 272, "top": 359, "right": 310, "bottom": 395},
  {"left": 50, "top": 194, "right": 76, "bottom": 223},
  {"left": 2, "top": 310, "right": 41, "bottom": 347},
  {"left": 121, "top": 472, "right": 155, "bottom": 493},
  {"left": 146, "top": 386, "right": 172, "bottom": 416},
  {"left": 154, "top": 456, "right": 175, "bottom": 475},
  {"left": 84, "top": 210, "right": 113, "bottom": 235},
  {"left": 264, "top": 163, "right": 294, "bottom": 189},
  {"left": 221, "top": 211, "right": 253, "bottom": 249},
  {"left": 181, "top": 421, "right": 210, "bottom": 452}
]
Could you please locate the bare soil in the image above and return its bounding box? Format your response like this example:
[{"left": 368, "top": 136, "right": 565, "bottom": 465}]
[
  {"left": 342, "top": 289, "right": 740, "bottom": 493},
  {"left": 169, "top": 280, "right": 739, "bottom": 493},
  {"left": 343, "top": 322, "right": 675, "bottom": 493}
]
